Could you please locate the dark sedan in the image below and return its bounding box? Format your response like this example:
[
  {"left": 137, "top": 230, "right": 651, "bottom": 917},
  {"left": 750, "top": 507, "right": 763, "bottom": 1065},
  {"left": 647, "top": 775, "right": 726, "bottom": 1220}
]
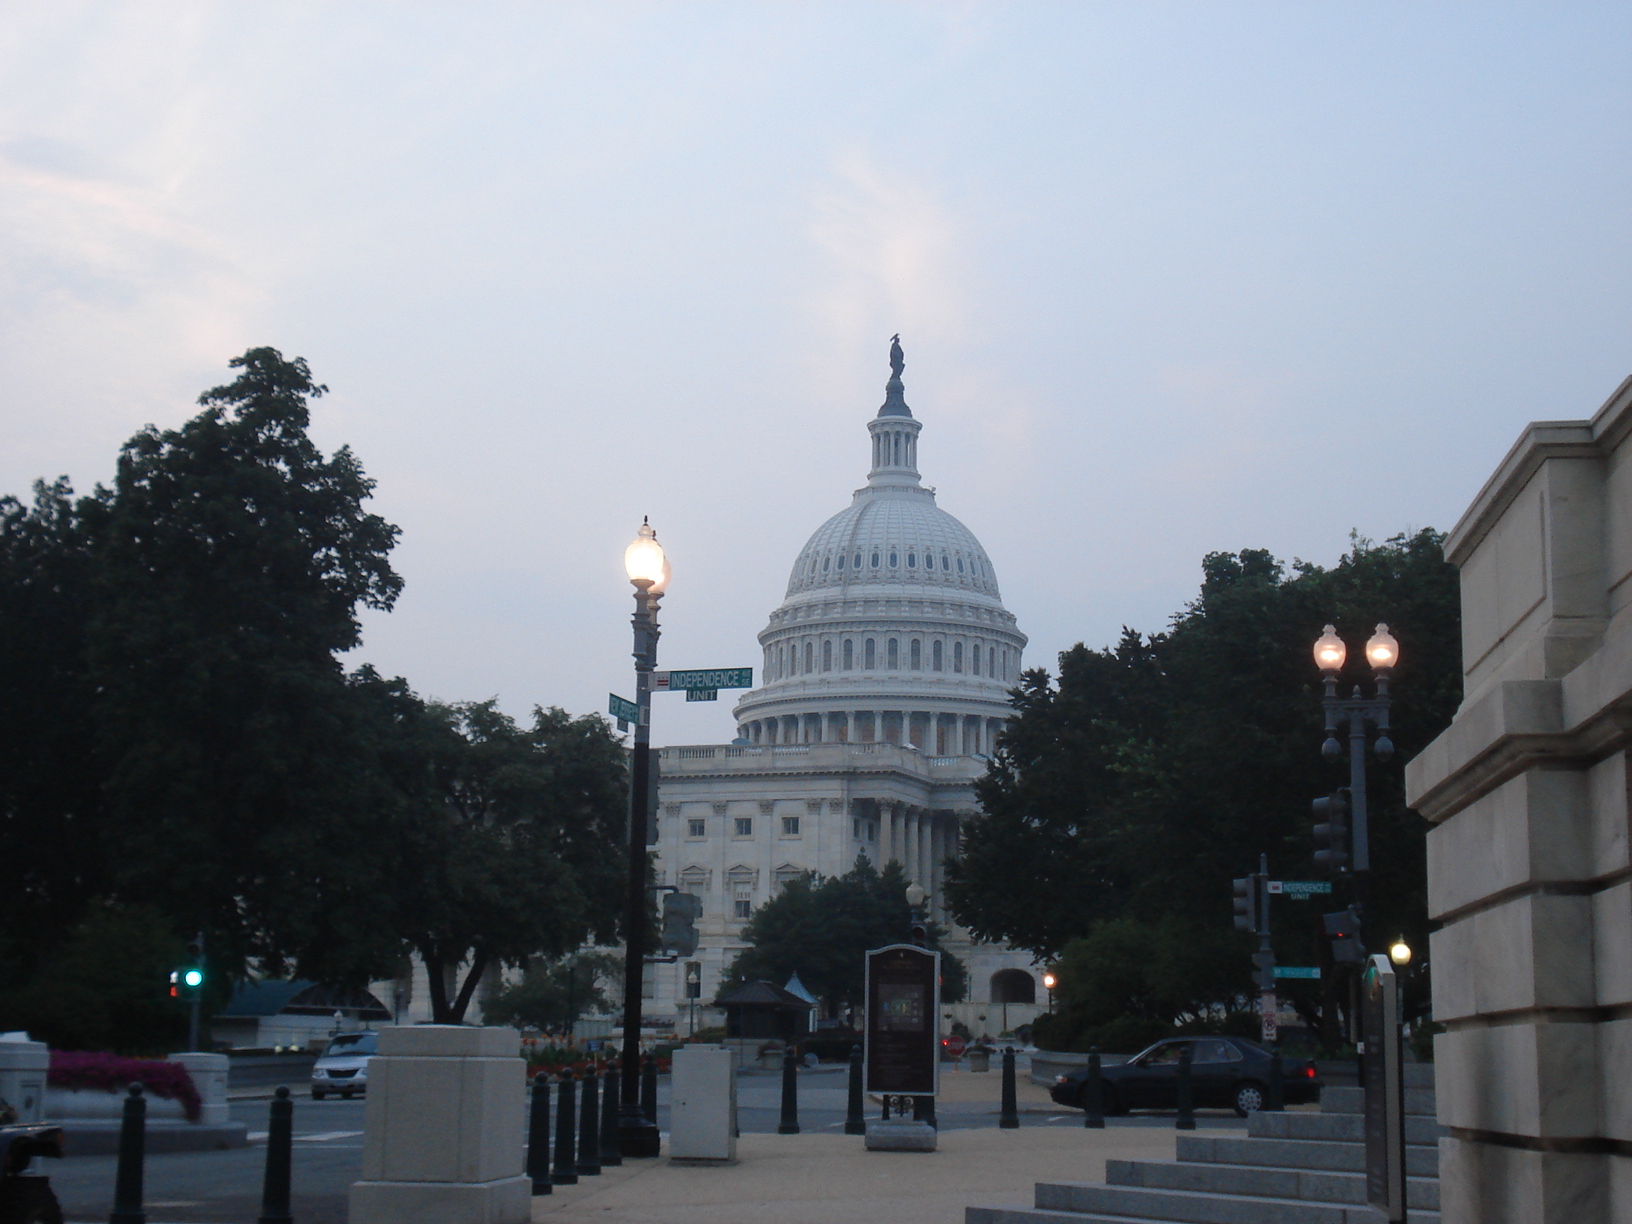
[{"left": 1048, "top": 1036, "right": 1320, "bottom": 1117}]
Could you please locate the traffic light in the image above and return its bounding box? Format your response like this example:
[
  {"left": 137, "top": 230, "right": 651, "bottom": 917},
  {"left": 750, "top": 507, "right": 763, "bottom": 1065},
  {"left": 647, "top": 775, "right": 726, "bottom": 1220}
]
[
  {"left": 1323, "top": 906, "right": 1365, "bottom": 964},
  {"left": 661, "top": 891, "right": 703, "bottom": 957},
  {"left": 1232, "top": 875, "right": 1260, "bottom": 934},
  {"left": 1251, "top": 948, "right": 1275, "bottom": 990},
  {"left": 170, "top": 965, "right": 205, "bottom": 1000},
  {"left": 1312, "top": 789, "right": 1351, "bottom": 874}
]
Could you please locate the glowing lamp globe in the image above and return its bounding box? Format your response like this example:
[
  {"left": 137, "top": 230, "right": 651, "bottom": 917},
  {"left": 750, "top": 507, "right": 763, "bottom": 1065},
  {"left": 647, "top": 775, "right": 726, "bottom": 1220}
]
[
  {"left": 1367, "top": 624, "right": 1400, "bottom": 670},
  {"left": 1313, "top": 625, "right": 1346, "bottom": 673},
  {"left": 624, "top": 520, "right": 668, "bottom": 591}
]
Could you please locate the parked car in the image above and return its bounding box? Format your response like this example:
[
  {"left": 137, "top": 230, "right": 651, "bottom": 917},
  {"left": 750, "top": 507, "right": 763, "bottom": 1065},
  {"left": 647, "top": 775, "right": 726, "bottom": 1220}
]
[
  {"left": 310, "top": 1031, "right": 377, "bottom": 1100},
  {"left": 1048, "top": 1036, "right": 1320, "bottom": 1117},
  {"left": 0, "top": 1117, "right": 64, "bottom": 1224}
]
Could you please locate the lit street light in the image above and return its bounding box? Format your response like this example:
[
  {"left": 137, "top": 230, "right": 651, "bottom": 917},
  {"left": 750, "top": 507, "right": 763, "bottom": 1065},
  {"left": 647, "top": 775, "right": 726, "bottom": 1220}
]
[
  {"left": 617, "top": 518, "right": 667, "bottom": 1158},
  {"left": 1042, "top": 971, "right": 1056, "bottom": 1014},
  {"left": 1389, "top": 938, "right": 1412, "bottom": 967}
]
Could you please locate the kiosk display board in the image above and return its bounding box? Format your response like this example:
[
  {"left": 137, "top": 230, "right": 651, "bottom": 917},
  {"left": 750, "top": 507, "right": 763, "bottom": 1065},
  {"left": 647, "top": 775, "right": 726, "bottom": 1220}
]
[
  {"left": 864, "top": 944, "right": 940, "bottom": 1096},
  {"left": 1362, "top": 954, "right": 1406, "bottom": 1222}
]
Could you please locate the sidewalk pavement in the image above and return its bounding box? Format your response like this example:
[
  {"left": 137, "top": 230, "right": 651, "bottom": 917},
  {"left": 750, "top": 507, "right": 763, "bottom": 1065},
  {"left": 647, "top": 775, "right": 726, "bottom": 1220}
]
[{"left": 530, "top": 1125, "right": 1227, "bottom": 1224}]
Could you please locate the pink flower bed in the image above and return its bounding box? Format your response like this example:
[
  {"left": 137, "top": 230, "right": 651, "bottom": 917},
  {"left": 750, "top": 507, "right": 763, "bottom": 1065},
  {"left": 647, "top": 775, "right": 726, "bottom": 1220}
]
[{"left": 48, "top": 1051, "right": 202, "bottom": 1122}]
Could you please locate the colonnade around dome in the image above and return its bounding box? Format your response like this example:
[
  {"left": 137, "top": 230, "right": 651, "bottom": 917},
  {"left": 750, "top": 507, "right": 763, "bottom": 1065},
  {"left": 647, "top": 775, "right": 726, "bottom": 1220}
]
[{"left": 741, "top": 709, "right": 1007, "bottom": 756}]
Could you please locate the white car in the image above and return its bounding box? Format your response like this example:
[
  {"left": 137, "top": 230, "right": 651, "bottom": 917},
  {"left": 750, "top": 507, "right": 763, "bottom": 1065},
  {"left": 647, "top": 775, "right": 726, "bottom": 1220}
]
[{"left": 311, "top": 1031, "right": 376, "bottom": 1100}]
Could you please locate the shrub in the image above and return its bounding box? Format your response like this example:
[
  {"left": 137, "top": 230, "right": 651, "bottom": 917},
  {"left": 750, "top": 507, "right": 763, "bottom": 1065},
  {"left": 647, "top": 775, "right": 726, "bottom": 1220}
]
[{"left": 49, "top": 1051, "right": 201, "bottom": 1121}]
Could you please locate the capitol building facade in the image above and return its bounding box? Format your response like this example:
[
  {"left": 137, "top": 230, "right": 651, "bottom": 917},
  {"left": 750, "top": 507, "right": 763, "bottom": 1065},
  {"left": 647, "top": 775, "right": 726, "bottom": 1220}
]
[{"left": 644, "top": 344, "right": 1043, "bottom": 1034}]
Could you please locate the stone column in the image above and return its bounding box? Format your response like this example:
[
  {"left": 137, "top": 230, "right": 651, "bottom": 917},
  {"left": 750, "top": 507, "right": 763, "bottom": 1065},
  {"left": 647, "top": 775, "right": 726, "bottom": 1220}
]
[
  {"left": 1405, "top": 386, "right": 1632, "bottom": 1224},
  {"left": 350, "top": 1026, "right": 528, "bottom": 1224}
]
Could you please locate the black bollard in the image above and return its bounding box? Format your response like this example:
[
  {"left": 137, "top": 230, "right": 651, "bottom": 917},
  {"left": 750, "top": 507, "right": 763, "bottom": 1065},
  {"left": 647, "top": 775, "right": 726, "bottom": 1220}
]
[
  {"left": 1083, "top": 1050, "right": 1104, "bottom": 1129},
  {"left": 552, "top": 1072, "right": 578, "bottom": 1186},
  {"left": 640, "top": 1054, "right": 658, "bottom": 1125},
  {"left": 778, "top": 1045, "right": 800, "bottom": 1134},
  {"left": 108, "top": 1083, "right": 147, "bottom": 1224},
  {"left": 576, "top": 1069, "right": 601, "bottom": 1176},
  {"left": 912, "top": 1093, "right": 937, "bottom": 1130},
  {"left": 256, "top": 1087, "right": 294, "bottom": 1224},
  {"left": 599, "top": 1065, "right": 622, "bottom": 1167},
  {"left": 1266, "top": 1053, "right": 1284, "bottom": 1111},
  {"left": 998, "top": 1047, "right": 1019, "bottom": 1129},
  {"left": 526, "top": 1075, "right": 552, "bottom": 1196},
  {"left": 1176, "top": 1043, "right": 1195, "bottom": 1130},
  {"left": 844, "top": 1045, "right": 865, "bottom": 1135}
]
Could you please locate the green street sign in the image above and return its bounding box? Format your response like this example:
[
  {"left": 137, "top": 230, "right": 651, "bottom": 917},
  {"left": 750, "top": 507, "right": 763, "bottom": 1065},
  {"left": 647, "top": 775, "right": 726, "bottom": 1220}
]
[
  {"left": 609, "top": 693, "right": 639, "bottom": 726},
  {"left": 1274, "top": 966, "right": 1322, "bottom": 980},
  {"left": 1272, "top": 880, "right": 1333, "bottom": 898},
  {"left": 685, "top": 689, "right": 719, "bottom": 702},
  {"left": 655, "top": 668, "right": 753, "bottom": 692}
]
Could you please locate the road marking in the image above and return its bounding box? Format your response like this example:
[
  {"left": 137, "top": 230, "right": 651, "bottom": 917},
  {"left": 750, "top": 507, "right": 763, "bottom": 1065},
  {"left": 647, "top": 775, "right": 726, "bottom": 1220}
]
[{"left": 296, "top": 1130, "right": 365, "bottom": 1141}]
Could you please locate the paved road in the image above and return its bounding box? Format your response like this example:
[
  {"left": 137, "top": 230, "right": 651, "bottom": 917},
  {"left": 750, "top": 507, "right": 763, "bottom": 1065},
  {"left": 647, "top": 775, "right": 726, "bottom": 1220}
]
[{"left": 43, "top": 1068, "right": 1245, "bottom": 1223}]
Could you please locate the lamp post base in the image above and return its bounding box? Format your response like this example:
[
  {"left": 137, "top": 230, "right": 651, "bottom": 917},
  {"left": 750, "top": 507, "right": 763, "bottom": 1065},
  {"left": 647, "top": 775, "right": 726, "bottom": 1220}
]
[{"left": 617, "top": 1106, "right": 661, "bottom": 1158}]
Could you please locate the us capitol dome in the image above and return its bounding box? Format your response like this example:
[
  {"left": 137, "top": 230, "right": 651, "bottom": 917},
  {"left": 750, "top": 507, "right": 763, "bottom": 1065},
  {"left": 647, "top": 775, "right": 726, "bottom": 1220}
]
[{"left": 732, "top": 337, "right": 1028, "bottom": 752}]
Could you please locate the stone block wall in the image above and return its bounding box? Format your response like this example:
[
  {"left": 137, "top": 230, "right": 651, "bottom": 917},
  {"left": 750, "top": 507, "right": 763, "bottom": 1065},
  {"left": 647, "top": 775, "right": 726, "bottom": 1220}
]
[{"left": 1407, "top": 374, "right": 1632, "bottom": 1224}]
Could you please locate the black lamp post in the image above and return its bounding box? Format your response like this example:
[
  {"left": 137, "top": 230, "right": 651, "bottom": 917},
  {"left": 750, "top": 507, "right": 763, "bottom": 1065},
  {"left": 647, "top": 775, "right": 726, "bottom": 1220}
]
[
  {"left": 905, "top": 882, "right": 928, "bottom": 947},
  {"left": 617, "top": 519, "right": 668, "bottom": 1158},
  {"left": 1313, "top": 622, "right": 1399, "bottom": 950}
]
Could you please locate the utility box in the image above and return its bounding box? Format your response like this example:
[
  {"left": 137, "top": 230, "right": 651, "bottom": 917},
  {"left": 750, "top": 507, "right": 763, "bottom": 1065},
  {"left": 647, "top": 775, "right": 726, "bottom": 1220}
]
[
  {"left": 668, "top": 1044, "right": 736, "bottom": 1163},
  {"left": 0, "top": 1034, "right": 48, "bottom": 1124}
]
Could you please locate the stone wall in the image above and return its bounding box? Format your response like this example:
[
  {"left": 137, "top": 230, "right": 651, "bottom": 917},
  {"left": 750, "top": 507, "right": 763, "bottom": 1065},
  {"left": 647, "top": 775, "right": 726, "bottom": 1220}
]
[{"left": 1406, "top": 374, "right": 1632, "bottom": 1224}]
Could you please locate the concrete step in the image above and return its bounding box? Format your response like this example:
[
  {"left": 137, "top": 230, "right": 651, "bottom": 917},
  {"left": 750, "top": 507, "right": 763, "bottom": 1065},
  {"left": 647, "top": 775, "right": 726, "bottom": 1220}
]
[
  {"left": 1249, "top": 1109, "right": 1442, "bottom": 1146},
  {"left": 1319, "top": 1085, "right": 1436, "bottom": 1118},
  {"left": 1178, "top": 1133, "right": 1439, "bottom": 1178},
  {"left": 1031, "top": 1179, "right": 1423, "bottom": 1223},
  {"left": 1105, "top": 1158, "right": 1440, "bottom": 1211},
  {"left": 971, "top": 1210, "right": 1440, "bottom": 1224}
]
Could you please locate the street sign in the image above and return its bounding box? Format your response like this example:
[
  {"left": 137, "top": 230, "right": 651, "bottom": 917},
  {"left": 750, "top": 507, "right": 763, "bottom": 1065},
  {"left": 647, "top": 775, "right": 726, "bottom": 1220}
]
[
  {"left": 655, "top": 668, "right": 753, "bottom": 692},
  {"left": 1268, "top": 880, "right": 1332, "bottom": 898},
  {"left": 609, "top": 693, "right": 639, "bottom": 726},
  {"left": 1274, "top": 966, "right": 1322, "bottom": 980},
  {"left": 685, "top": 689, "right": 718, "bottom": 702}
]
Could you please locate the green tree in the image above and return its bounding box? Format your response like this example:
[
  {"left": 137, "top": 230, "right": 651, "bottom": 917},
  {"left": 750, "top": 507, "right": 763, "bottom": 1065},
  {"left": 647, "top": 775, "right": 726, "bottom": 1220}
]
[
  {"left": 382, "top": 699, "right": 629, "bottom": 1024},
  {"left": 946, "top": 530, "right": 1460, "bottom": 1045},
  {"left": 482, "top": 952, "right": 621, "bottom": 1034},
  {"left": 723, "top": 858, "right": 967, "bottom": 1018}
]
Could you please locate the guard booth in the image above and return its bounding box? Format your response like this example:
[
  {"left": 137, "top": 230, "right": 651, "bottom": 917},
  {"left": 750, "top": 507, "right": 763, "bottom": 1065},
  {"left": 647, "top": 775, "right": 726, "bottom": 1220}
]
[{"left": 717, "top": 981, "right": 814, "bottom": 1067}]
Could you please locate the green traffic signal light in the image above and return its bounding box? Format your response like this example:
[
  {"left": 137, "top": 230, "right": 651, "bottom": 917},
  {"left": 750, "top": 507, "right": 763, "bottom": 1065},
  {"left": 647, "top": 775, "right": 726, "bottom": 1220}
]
[{"left": 182, "top": 968, "right": 204, "bottom": 989}]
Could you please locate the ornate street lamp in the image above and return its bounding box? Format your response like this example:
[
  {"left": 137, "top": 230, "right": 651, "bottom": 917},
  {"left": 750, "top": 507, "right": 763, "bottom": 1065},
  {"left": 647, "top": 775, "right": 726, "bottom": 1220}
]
[
  {"left": 617, "top": 518, "right": 668, "bottom": 1158},
  {"left": 1313, "top": 622, "right": 1398, "bottom": 953},
  {"left": 1389, "top": 938, "right": 1412, "bottom": 968}
]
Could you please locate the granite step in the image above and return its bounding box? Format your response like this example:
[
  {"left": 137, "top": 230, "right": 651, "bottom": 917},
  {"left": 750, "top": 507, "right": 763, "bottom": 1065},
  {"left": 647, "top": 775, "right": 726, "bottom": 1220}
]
[
  {"left": 1031, "top": 1179, "right": 1434, "bottom": 1223},
  {"left": 968, "top": 1204, "right": 1440, "bottom": 1224},
  {"left": 1319, "top": 1085, "right": 1436, "bottom": 1118},
  {"left": 1249, "top": 1108, "right": 1442, "bottom": 1146},
  {"left": 1106, "top": 1156, "right": 1440, "bottom": 1211},
  {"left": 1178, "top": 1133, "right": 1440, "bottom": 1178}
]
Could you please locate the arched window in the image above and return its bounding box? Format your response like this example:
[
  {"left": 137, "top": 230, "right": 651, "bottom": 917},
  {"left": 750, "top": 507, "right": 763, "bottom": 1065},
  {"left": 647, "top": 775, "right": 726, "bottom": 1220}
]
[
  {"left": 864, "top": 638, "right": 876, "bottom": 669},
  {"left": 871, "top": 552, "right": 880, "bottom": 569},
  {"left": 843, "top": 640, "right": 854, "bottom": 670},
  {"left": 910, "top": 639, "right": 922, "bottom": 670},
  {"left": 942, "top": 553, "right": 950, "bottom": 570},
  {"left": 854, "top": 551, "right": 862, "bottom": 569},
  {"left": 957, "top": 557, "right": 965, "bottom": 573},
  {"left": 822, "top": 555, "right": 830, "bottom": 572},
  {"left": 887, "top": 638, "right": 899, "bottom": 668},
  {"left": 822, "top": 640, "right": 833, "bottom": 672},
  {"left": 837, "top": 553, "right": 845, "bottom": 570},
  {"left": 907, "top": 552, "right": 916, "bottom": 569},
  {"left": 1001, "top": 648, "right": 1008, "bottom": 679},
  {"left": 988, "top": 645, "right": 996, "bottom": 677},
  {"left": 804, "top": 641, "right": 814, "bottom": 673},
  {"left": 953, "top": 641, "right": 964, "bottom": 673},
  {"left": 990, "top": 969, "right": 1036, "bottom": 1004},
  {"left": 889, "top": 551, "right": 898, "bottom": 567},
  {"left": 932, "top": 640, "right": 944, "bottom": 671}
]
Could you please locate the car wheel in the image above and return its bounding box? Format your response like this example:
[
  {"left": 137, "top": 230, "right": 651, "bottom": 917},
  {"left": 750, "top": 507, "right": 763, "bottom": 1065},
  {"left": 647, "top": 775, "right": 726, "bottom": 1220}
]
[
  {"left": 1232, "top": 1082, "right": 1265, "bottom": 1117},
  {"left": 0, "top": 1176, "right": 66, "bottom": 1224},
  {"left": 311, "top": 1090, "right": 326, "bottom": 1100}
]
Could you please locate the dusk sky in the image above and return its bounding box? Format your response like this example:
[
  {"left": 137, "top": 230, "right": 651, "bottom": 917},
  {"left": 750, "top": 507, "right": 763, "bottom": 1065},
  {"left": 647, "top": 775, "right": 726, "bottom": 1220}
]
[{"left": 3, "top": 3, "right": 1628, "bottom": 745}]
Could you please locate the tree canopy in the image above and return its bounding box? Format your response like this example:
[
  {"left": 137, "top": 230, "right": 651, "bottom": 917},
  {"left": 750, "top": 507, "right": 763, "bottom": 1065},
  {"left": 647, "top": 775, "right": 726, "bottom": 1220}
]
[
  {"left": 945, "top": 531, "right": 1460, "bottom": 1045},
  {"left": 723, "top": 858, "right": 967, "bottom": 1018}
]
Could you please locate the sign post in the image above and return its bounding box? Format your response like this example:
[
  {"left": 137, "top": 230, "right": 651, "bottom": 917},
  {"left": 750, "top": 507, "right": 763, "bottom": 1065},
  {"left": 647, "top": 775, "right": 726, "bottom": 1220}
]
[
  {"left": 1363, "top": 954, "right": 1407, "bottom": 1222},
  {"left": 863, "top": 944, "right": 939, "bottom": 1150}
]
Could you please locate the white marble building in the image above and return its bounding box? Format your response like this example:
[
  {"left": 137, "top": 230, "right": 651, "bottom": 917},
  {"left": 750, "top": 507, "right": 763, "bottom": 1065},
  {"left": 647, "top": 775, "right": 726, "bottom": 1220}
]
[{"left": 645, "top": 344, "right": 1043, "bottom": 1035}]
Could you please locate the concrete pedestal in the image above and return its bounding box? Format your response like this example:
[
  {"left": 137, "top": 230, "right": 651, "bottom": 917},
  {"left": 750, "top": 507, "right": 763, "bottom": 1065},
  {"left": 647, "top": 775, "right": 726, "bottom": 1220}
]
[
  {"left": 0, "top": 1035, "right": 48, "bottom": 1123},
  {"left": 349, "top": 1026, "right": 529, "bottom": 1224},
  {"left": 167, "top": 1052, "right": 229, "bottom": 1125},
  {"left": 669, "top": 1045, "right": 737, "bottom": 1163},
  {"left": 865, "top": 1120, "right": 937, "bottom": 1151}
]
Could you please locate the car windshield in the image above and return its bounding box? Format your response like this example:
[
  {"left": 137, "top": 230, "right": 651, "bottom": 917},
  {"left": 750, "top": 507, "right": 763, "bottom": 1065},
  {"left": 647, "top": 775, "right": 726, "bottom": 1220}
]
[{"left": 325, "top": 1032, "right": 377, "bottom": 1057}]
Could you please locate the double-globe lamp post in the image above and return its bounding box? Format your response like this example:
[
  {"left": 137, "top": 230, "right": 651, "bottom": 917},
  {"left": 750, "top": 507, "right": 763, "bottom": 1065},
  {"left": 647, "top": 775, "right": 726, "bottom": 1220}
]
[
  {"left": 618, "top": 519, "right": 669, "bottom": 1158},
  {"left": 1312, "top": 622, "right": 1399, "bottom": 949}
]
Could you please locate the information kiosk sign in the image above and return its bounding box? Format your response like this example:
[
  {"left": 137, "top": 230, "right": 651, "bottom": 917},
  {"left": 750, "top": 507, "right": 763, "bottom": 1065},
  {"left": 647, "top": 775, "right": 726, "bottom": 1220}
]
[
  {"left": 1362, "top": 954, "right": 1406, "bottom": 1222},
  {"left": 864, "top": 944, "right": 940, "bottom": 1097}
]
